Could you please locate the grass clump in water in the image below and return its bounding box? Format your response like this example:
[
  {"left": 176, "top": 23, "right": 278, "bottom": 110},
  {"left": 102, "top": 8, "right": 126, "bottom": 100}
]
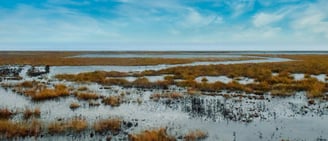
[
  {"left": 128, "top": 128, "right": 176, "bottom": 141},
  {"left": 93, "top": 118, "right": 122, "bottom": 133},
  {"left": 184, "top": 129, "right": 208, "bottom": 141}
]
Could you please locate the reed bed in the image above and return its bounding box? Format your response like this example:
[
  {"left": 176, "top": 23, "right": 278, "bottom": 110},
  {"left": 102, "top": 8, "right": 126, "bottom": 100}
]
[{"left": 128, "top": 128, "right": 176, "bottom": 141}]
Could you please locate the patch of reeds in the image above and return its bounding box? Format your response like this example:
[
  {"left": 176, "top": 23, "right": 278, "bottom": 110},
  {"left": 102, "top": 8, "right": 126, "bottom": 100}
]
[
  {"left": 93, "top": 118, "right": 121, "bottom": 133},
  {"left": 184, "top": 129, "right": 208, "bottom": 141},
  {"left": 69, "top": 102, "right": 80, "bottom": 110},
  {"left": 0, "top": 119, "right": 41, "bottom": 138},
  {"left": 31, "top": 84, "right": 70, "bottom": 101},
  {"left": 75, "top": 92, "right": 99, "bottom": 100},
  {"left": 150, "top": 92, "right": 183, "bottom": 101},
  {"left": 23, "top": 108, "right": 41, "bottom": 119},
  {"left": 102, "top": 96, "right": 122, "bottom": 107},
  {"left": 128, "top": 128, "right": 176, "bottom": 141},
  {"left": 77, "top": 86, "right": 88, "bottom": 91},
  {"left": 48, "top": 118, "right": 88, "bottom": 134},
  {"left": 0, "top": 108, "right": 15, "bottom": 119}
]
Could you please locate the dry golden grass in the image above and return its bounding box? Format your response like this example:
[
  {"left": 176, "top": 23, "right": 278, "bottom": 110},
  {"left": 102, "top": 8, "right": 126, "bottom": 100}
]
[
  {"left": 93, "top": 118, "right": 121, "bottom": 133},
  {"left": 19, "top": 81, "right": 35, "bottom": 88},
  {"left": 48, "top": 121, "right": 65, "bottom": 134},
  {"left": 150, "top": 92, "right": 184, "bottom": 101},
  {"left": 14, "top": 82, "right": 71, "bottom": 101},
  {"left": 0, "top": 119, "right": 41, "bottom": 138},
  {"left": 69, "top": 102, "right": 80, "bottom": 110},
  {"left": 52, "top": 55, "right": 328, "bottom": 99},
  {"left": 31, "top": 84, "right": 70, "bottom": 101},
  {"left": 0, "top": 51, "right": 254, "bottom": 66},
  {"left": 77, "top": 86, "right": 88, "bottom": 91},
  {"left": 128, "top": 128, "right": 176, "bottom": 141},
  {"left": 102, "top": 96, "right": 122, "bottom": 107},
  {"left": 184, "top": 129, "right": 208, "bottom": 141},
  {"left": 270, "top": 89, "right": 295, "bottom": 97},
  {"left": 0, "top": 108, "right": 15, "bottom": 119},
  {"left": 68, "top": 118, "right": 88, "bottom": 132},
  {"left": 75, "top": 92, "right": 99, "bottom": 100},
  {"left": 23, "top": 108, "right": 41, "bottom": 119},
  {"left": 48, "top": 118, "right": 88, "bottom": 134}
]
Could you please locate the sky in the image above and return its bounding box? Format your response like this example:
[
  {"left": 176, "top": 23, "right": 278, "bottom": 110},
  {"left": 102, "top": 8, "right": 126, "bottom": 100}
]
[{"left": 0, "top": 0, "right": 327, "bottom": 51}]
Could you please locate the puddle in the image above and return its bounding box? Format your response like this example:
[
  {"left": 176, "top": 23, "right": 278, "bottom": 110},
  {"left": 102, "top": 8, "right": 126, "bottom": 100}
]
[
  {"left": 195, "top": 76, "right": 254, "bottom": 84},
  {"left": 108, "top": 76, "right": 166, "bottom": 82}
]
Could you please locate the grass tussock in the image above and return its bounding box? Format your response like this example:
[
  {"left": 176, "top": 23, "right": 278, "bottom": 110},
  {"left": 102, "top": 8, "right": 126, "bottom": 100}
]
[
  {"left": 48, "top": 118, "right": 88, "bottom": 134},
  {"left": 0, "top": 119, "right": 41, "bottom": 138},
  {"left": 150, "top": 92, "right": 184, "bottom": 101},
  {"left": 17, "top": 83, "right": 71, "bottom": 101},
  {"left": 93, "top": 118, "right": 122, "bottom": 133},
  {"left": 0, "top": 108, "right": 15, "bottom": 119},
  {"left": 77, "top": 86, "right": 88, "bottom": 91},
  {"left": 75, "top": 92, "right": 99, "bottom": 100},
  {"left": 69, "top": 102, "right": 80, "bottom": 110},
  {"left": 128, "top": 128, "right": 176, "bottom": 141},
  {"left": 102, "top": 96, "right": 122, "bottom": 107},
  {"left": 184, "top": 129, "right": 208, "bottom": 141},
  {"left": 23, "top": 108, "right": 41, "bottom": 119}
]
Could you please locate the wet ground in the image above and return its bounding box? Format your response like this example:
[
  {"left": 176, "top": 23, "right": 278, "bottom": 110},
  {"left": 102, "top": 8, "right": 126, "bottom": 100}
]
[{"left": 0, "top": 54, "right": 327, "bottom": 141}]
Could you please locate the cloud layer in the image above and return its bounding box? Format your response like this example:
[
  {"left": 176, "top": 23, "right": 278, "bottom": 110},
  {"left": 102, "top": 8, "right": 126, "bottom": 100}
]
[{"left": 0, "top": 0, "right": 327, "bottom": 50}]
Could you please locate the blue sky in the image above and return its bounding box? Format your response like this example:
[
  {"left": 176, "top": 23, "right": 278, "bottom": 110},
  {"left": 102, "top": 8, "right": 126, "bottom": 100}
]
[{"left": 0, "top": 0, "right": 327, "bottom": 50}]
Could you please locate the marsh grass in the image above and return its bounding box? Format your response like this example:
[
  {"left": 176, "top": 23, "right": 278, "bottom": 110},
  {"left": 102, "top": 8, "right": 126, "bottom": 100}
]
[
  {"left": 0, "top": 119, "right": 41, "bottom": 138},
  {"left": 128, "top": 128, "right": 176, "bottom": 141},
  {"left": 48, "top": 118, "right": 88, "bottom": 134},
  {"left": 0, "top": 51, "right": 255, "bottom": 66},
  {"left": 69, "top": 102, "right": 80, "bottom": 110},
  {"left": 184, "top": 129, "right": 208, "bottom": 141},
  {"left": 77, "top": 86, "right": 88, "bottom": 91},
  {"left": 75, "top": 92, "right": 99, "bottom": 100},
  {"left": 0, "top": 108, "right": 15, "bottom": 119},
  {"left": 102, "top": 96, "right": 122, "bottom": 107},
  {"left": 23, "top": 108, "right": 41, "bottom": 120},
  {"left": 32, "top": 84, "right": 70, "bottom": 101},
  {"left": 150, "top": 92, "right": 184, "bottom": 101},
  {"left": 93, "top": 118, "right": 121, "bottom": 133}
]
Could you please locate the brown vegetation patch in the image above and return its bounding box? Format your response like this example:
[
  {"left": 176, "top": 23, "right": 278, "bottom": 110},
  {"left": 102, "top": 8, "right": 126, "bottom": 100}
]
[
  {"left": 102, "top": 96, "right": 122, "bottom": 107},
  {"left": 150, "top": 92, "right": 184, "bottom": 101},
  {"left": 0, "top": 119, "right": 41, "bottom": 138},
  {"left": 75, "top": 92, "right": 100, "bottom": 100},
  {"left": 23, "top": 108, "right": 41, "bottom": 119},
  {"left": 93, "top": 118, "right": 122, "bottom": 133},
  {"left": 69, "top": 102, "right": 80, "bottom": 110},
  {"left": 0, "top": 51, "right": 255, "bottom": 66},
  {"left": 48, "top": 118, "right": 88, "bottom": 134},
  {"left": 128, "top": 128, "right": 176, "bottom": 141},
  {"left": 184, "top": 129, "right": 208, "bottom": 141},
  {"left": 31, "top": 84, "right": 70, "bottom": 101},
  {"left": 0, "top": 108, "right": 15, "bottom": 119}
]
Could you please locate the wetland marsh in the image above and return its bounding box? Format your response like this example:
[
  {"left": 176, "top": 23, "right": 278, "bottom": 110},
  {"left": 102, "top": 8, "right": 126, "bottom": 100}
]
[{"left": 0, "top": 51, "right": 327, "bottom": 141}]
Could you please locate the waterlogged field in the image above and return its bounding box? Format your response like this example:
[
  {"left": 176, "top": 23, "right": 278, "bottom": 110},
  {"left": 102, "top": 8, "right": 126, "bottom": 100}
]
[{"left": 0, "top": 51, "right": 328, "bottom": 141}]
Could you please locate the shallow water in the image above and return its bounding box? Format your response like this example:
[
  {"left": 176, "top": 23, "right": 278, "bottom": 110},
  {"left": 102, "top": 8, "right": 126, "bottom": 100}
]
[
  {"left": 1, "top": 85, "right": 327, "bottom": 140},
  {"left": 1, "top": 56, "right": 327, "bottom": 140},
  {"left": 49, "top": 57, "right": 291, "bottom": 76}
]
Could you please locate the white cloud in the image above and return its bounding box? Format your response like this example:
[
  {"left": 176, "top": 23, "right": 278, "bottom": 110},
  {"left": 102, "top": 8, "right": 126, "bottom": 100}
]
[
  {"left": 0, "top": 5, "right": 121, "bottom": 43},
  {"left": 179, "top": 9, "right": 223, "bottom": 27},
  {"left": 226, "top": 0, "right": 255, "bottom": 17},
  {"left": 291, "top": 0, "right": 328, "bottom": 39},
  {"left": 253, "top": 13, "right": 284, "bottom": 27}
]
